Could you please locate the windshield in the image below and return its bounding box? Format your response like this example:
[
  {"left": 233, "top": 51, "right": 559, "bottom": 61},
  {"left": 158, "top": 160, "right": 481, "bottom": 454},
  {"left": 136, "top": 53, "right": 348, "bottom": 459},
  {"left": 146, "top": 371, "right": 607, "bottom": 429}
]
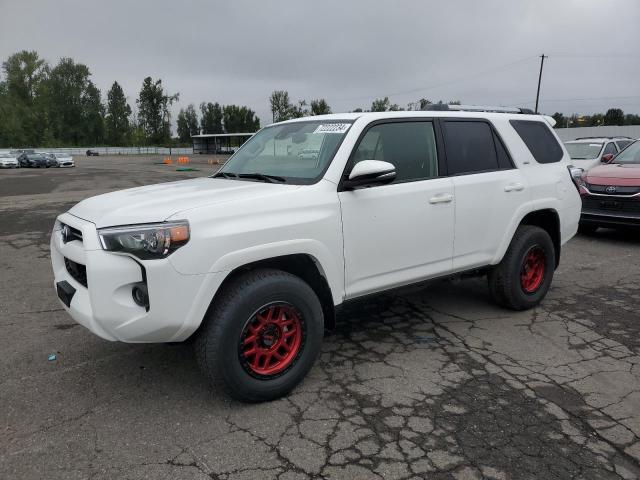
[
  {"left": 612, "top": 141, "right": 640, "bottom": 164},
  {"left": 217, "top": 120, "right": 353, "bottom": 184},
  {"left": 565, "top": 142, "right": 602, "bottom": 160}
]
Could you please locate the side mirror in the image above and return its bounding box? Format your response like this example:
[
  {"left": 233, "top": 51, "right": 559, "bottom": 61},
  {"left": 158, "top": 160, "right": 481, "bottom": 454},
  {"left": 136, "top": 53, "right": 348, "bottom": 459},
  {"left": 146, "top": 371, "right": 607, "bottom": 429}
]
[
  {"left": 343, "top": 160, "right": 396, "bottom": 190},
  {"left": 602, "top": 153, "right": 614, "bottom": 163}
]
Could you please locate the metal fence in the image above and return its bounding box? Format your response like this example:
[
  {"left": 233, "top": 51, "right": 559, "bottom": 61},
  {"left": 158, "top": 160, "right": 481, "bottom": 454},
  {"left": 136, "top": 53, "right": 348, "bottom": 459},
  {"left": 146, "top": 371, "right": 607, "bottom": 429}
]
[
  {"left": 1, "top": 146, "right": 194, "bottom": 155},
  {"left": 555, "top": 125, "right": 640, "bottom": 142}
]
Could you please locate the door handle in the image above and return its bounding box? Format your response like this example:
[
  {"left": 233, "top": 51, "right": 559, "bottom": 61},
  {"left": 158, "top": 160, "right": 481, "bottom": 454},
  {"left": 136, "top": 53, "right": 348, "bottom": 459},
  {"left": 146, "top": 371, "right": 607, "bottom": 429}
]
[
  {"left": 504, "top": 183, "right": 525, "bottom": 192},
  {"left": 429, "top": 193, "right": 454, "bottom": 204}
]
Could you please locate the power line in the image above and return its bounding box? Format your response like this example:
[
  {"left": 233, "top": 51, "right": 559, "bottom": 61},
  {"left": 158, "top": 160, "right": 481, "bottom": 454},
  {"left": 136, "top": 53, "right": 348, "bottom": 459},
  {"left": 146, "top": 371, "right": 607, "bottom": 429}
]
[
  {"left": 517, "top": 95, "right": 640, "bottom": 105},
  {"left": 332, "top": 55, "right": 538, "bottom": 104},
  {"left": 546, "top": 53, "right": 639, "bottom": 59}
]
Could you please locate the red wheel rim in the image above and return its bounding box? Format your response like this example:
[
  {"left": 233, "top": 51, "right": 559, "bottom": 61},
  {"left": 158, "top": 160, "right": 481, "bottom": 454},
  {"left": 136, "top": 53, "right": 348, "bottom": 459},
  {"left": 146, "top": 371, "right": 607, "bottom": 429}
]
[
  {"left": 520, "top": 246, "right": 546, "bottom": 294},
  {"left": 239, "top": 303, "right": 303, "bottom": 377}
]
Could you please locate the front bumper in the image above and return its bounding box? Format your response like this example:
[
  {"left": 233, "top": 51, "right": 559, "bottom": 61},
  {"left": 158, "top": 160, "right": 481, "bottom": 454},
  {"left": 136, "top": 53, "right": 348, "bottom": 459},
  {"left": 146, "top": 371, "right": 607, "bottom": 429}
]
[
  {"left": 581, "top": 194, "right": 640, "bottom": 227},
  {"left": 581, "top": 210, "right": 640, "bottom": 227},
  {"left": 50, "top": 213, "right": 227, "bottom": 342}
]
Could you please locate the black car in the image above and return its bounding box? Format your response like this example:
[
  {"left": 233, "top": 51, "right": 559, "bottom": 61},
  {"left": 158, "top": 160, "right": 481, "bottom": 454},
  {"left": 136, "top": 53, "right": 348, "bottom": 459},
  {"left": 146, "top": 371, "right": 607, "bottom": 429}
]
[
  {"left": 18, "top": 153, "right": 49, "bottom": 168},
  {"left": 43, "top": 153, "right": 59, "bottom": 167},
  {"left": 86, "top": 149, "right": 100, "bottom": 156}
]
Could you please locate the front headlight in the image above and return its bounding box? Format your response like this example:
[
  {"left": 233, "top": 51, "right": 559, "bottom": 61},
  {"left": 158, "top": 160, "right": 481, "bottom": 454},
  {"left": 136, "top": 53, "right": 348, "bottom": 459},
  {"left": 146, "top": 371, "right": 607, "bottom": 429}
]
[{"left": 98, "top": 221, "right": 190, "bottom": 260}]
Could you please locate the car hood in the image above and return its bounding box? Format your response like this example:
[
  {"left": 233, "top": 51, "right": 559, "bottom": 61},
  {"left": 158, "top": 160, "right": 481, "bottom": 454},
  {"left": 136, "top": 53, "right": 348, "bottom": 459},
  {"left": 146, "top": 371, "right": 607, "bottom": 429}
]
[
  {"left": 69, "top": 177, "right": 300, "bottom": 228},
  {"left": 586, "top": 163, "right": 640, "bottom": 186}
]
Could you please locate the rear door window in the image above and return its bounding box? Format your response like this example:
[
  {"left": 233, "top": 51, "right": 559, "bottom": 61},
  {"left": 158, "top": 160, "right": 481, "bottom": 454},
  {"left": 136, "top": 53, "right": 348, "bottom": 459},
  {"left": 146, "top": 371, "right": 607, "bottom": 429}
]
[
  {"left": 510, "top": 120, "right": 563, "bottom": 163},
  {"left": 442, "top": 120, "right": 502, "bottom": 175}
]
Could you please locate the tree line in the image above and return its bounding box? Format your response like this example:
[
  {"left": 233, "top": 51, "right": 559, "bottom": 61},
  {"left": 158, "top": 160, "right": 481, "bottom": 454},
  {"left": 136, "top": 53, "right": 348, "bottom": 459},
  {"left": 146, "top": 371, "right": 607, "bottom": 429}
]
[
  {"left": 268, "top": 91, "right": 462, "bottom": 121},
  {"left": 176, "top": 102, "right": 260, "bottom": 143},
  {"left": 551, "top": 110, "right": 640, "bottom": 128},
  {"left": 0, "top": 50, "right": 260, "bottom": 148},
  {"left": 4, "top": 50, "right": 639, "bottom": 148}
]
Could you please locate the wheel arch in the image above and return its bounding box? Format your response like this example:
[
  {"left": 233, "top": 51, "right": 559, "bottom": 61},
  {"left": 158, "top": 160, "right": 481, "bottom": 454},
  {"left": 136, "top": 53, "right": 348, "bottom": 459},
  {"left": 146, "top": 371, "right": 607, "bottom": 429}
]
[
  {"left": 196, "top": 254, "right": 337, "bottom": 337},
  {"left": 518, "top": 209, "right": 561, "bottom": 267}
]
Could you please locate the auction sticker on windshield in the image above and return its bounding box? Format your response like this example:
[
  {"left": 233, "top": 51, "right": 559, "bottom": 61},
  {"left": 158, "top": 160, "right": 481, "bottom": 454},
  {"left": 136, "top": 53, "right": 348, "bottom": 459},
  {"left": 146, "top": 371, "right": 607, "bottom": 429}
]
[{"left": 313, "top": 123, "right": 351, "bottom": 134}]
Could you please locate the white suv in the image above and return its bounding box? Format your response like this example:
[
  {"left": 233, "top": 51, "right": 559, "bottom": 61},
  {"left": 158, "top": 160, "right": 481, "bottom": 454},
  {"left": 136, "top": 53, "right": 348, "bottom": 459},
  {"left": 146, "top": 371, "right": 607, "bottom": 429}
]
[{"left": 51, "top": 108, "right": 581, "bottom": 401}]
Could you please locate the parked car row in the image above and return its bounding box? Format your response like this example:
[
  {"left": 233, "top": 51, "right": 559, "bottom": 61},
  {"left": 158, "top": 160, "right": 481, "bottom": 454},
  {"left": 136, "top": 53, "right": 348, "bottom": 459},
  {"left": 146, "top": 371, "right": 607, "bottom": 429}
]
[
  {"left": 565, "top": 137, "right": 640, "bottom": 232},
  {"left": 0, "top": 150, "right": 75, "bottom": 168}
]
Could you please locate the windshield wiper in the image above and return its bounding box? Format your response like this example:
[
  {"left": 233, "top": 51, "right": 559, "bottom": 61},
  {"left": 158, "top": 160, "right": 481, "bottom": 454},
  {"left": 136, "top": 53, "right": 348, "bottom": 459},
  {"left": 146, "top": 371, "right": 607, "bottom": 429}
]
[
  {"left": 213, "top": 171, "right": 239, "bottom": 179},
  {"left": 237, "top": 173, "right": 286, "bottom": 183}
]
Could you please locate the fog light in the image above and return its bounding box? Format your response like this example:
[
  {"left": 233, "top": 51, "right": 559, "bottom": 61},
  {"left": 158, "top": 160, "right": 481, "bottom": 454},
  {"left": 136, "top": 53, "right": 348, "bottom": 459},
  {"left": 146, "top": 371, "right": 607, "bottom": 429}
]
[{"left": 132, "top": 284, "right": 149, "bottom": 309}]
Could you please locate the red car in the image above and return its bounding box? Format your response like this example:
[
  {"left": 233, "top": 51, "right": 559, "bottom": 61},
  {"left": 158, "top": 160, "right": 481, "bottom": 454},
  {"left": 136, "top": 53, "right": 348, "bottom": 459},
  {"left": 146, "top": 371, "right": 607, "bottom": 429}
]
[{"left": 575, "top": 140, "right": 640, "bottom": 232}]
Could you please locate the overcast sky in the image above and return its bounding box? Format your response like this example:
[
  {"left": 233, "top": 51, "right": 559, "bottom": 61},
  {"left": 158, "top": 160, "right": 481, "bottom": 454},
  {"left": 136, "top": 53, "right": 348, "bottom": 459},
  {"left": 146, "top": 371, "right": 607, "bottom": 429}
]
[{"left": 1, "top": 0, "right": 639, "bottom": 126}]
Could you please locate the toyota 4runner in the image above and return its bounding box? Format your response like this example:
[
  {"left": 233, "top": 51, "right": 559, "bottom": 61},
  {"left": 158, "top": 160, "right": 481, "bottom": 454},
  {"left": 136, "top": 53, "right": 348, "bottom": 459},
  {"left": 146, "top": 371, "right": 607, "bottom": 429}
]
[{"left": 51, "top": 107, "right": 581, "bottom": 402}]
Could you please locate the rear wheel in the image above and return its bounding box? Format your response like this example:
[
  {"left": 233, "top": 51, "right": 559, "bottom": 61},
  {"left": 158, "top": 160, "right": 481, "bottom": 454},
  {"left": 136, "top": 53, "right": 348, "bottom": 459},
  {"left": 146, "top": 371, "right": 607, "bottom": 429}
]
[
  {"left": 195, "top": 269, "right": 324, "bottom": 402},
  {"left": 488, "top": 225, "right": 555, "bottom": 311}
]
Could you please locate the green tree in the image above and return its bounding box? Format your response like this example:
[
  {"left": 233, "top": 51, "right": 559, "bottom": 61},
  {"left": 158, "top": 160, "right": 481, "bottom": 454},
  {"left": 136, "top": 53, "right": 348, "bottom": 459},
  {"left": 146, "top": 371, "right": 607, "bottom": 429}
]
[
  {"left": 588, "top": 113, "right": 604, "bottom": 127},
  {"left": 45, "top": 57, "right": 104, "bottom": 145},
  {"left": 200, "top": 102, "right": 223, "bottom": 134},
  {"left": 604, "top": 108, "right": 624, "bottom": 126},
  {"left": 177, "top": 104, "right": 199, "bottom": 143},
  {"left": 289, "top": 100, "right": 309, "bottom": 118},
  {"left": 270, "top": 90, "right": 292, "bottom": 122},
  {"left": 624, "top": 113, "right": 640, "bottom": 125},
  {"left": 310, "top": 99, "right": 331, "bottom": 115},
  {"left": 0, "top": 50, "right": 50, "bottom": 146},
  {"left": 222, "top": 105, "right": 260, "bottom": 133},
  {"left": 371, "top": 97, "right": 388, "bottom": 112},
  {"left": 176, "top": 109, "right": 189, "bottom": 143},
  {"left": 551, "top": 112, "right": 566, "bottom": 128},
  {"left": 137, "top": 77, "right": 178, "bottom": 144},
  {"left": 83, "top": 82, "right": 105, "bottom": 145},
  {"left": 105, "top": 81, "right": 131, "bottom": 145},
  {"left": 2, "top": 50, "right": 48, "bottom": 103}
]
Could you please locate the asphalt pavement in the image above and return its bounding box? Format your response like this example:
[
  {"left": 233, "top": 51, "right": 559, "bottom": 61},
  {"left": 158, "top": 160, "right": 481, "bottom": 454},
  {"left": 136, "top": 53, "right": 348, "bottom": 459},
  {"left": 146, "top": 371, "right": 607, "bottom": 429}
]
[{"left": 1, "top": 156, "right": 640, "bottom": 479}]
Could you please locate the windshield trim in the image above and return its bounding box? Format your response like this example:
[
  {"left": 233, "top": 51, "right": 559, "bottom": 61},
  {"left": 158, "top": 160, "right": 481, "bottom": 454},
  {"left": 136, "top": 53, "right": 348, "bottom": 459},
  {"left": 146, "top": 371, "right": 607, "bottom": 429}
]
[{"left": 212, "top": 119, "right": 355, "bottom": 185}]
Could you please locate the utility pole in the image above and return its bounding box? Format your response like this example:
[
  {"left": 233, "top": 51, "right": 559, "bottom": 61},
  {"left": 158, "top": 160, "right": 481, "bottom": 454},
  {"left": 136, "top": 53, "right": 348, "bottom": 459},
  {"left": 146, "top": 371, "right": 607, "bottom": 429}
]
[{"left": 535, "top": 54, "right": 547, "bottom": 114}]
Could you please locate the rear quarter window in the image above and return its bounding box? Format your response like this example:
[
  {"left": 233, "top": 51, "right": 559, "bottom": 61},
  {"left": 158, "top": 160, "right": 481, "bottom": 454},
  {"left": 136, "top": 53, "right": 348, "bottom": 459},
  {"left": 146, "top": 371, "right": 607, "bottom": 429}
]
[{"left": 510, "top": 120, "right": 563, "bottom": 164}]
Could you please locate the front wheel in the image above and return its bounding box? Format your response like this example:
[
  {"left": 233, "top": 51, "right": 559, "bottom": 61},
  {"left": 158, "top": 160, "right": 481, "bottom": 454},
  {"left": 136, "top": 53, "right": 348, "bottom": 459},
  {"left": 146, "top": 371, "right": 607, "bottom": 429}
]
[
  {"left": 488, "top": 225, "right": 555, "bottom": 311},
  {"left": 195, "top": 269, "right": 324, "bottom": 402}
]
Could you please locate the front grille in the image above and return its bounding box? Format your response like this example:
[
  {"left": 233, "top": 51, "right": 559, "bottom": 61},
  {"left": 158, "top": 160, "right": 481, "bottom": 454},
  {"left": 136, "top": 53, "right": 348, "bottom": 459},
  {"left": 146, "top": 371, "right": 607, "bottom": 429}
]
[
  {"left": 582, "top": 195, "right": 640, "bottom": 215},
  {"left": 586, "top": 184, "right": 640, "bottom": 195},
  {"left": 61, "top": 223, "right": 83, "bottom": 243},
  {"left": 64, "top": 258, "right": 88, "bottom": 287}
]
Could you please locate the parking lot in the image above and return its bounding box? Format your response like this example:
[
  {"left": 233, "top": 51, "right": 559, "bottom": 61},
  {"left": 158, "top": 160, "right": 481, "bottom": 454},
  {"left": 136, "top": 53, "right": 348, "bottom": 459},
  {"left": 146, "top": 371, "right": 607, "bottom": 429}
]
[{"left": 1, "top": 155, "right": 640, "bottom": 480}]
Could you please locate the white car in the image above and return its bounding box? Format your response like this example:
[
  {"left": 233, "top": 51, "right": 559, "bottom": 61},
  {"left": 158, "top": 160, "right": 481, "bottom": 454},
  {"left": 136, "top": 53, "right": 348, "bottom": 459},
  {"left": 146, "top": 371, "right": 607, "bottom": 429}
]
[
  {"left": 0, "top": 153, "right": 20, "bottom": 168},
  {"left": 51, "top": 107, "right": 581, "bottom": 402},
  {"left": 564, "top": 137, "right": 634, "bottom": 169},
  {"left": 53, "top": 153, "right": 75, "bottom": 168}
]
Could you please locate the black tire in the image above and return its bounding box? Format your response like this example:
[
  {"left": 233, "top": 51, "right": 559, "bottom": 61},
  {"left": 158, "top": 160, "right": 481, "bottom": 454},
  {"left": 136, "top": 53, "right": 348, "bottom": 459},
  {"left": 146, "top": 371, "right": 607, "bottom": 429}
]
[
  {"left": 195, "top": 268, "right": 324, "bottom": 402},
  {"left": 488, "top": 225, "right": 555, "bottom": 311},
  {"left": 578, "top": 223, "right": 598, "bottom": 235}
]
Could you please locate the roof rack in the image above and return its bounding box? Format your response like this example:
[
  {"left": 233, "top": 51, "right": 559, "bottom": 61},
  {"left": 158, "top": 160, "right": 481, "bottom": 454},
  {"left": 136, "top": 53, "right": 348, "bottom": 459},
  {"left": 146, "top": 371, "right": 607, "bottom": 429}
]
[
  {"left": 421, "top": 104, "right": 535, "bottom": 114},
  {"left": 574, "top": 136, "right": 635, "bottom": 140}
]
